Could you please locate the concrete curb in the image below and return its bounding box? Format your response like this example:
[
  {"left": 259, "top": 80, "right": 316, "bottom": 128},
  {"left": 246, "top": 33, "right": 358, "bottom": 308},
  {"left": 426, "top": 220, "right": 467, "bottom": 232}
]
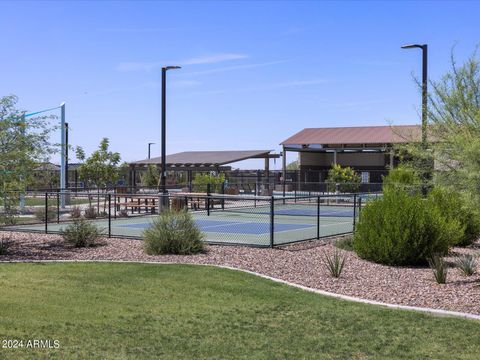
[{"left": 2, "top": 259, "right": 480, "bottom": 321}]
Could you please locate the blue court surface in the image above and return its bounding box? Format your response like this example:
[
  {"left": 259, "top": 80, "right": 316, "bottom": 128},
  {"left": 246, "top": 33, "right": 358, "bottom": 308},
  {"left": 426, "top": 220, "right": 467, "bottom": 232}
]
[{"left": 119, "top": 218, "right": 315, "bottom": 235}]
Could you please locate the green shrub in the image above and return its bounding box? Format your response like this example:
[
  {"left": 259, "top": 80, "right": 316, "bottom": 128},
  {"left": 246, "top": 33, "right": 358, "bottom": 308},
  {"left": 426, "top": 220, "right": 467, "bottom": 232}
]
[
  {"left": 382, "top": 165, "right": 422, "bottom": 194},
  {"left": 354, "top": 188, "right": 462, "bottom": 266},
  {"left": 428, "top": 254, "right": 448, "bottom": 284},
  {"left": 335, "top": 236, "right": 354, "bottom": 251},
  {"left": 61, "top": 219, "right": 102, "bottom": 247},
  {"left": 326, "top": 164, "right": 360, "bottom": 193},
  {"left": 35, "top": 206, "right": 56, "bottom": 222},
  {"left": 193, "top": 173, "right": 225, "bottom": 193},
  {"left": 143, "top": 210, "right": 204, "bottom": 255},
  {"left": 428, "top": 187, "right": 480, "bottom": 246},
  {"left": 323, "top": 249, "right": 347, "bottom": 278}
]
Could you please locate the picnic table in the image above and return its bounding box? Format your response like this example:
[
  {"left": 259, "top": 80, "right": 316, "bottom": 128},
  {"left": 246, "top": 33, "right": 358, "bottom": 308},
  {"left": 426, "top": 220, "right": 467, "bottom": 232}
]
[
  {"left": 170, "top": 192, "right": 222, "bottom": 210},
  {"left": 115, "top": 194, "right": 158, "bottom": 214}
]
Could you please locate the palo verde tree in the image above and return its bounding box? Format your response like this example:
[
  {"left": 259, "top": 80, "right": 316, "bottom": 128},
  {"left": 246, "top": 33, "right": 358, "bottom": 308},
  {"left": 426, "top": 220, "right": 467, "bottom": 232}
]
[
  {"left": 0, "top": 95, "right": 56, "bottom": 223},
  {"left": 428, "top": 48, "right": 480, "bottom": 199},
  {"left": 398, "top": 47, "right": 480, "bottom": 202},
  {"left": 76, "top": 138, "right": 121, "bottom": 212}
]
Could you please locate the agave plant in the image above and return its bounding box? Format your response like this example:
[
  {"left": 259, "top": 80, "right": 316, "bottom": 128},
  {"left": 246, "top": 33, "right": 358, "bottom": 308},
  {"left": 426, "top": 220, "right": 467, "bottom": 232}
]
[{"left": 455, "top": 254, "right": 477, "bottom": 276}]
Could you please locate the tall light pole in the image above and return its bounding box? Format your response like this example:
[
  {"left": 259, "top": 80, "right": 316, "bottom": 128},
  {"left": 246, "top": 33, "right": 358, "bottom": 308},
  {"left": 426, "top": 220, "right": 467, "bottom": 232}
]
[
  {"left": 59, "top": 102, "right": 66, "bottom": 208},
  {"left": 148, "top": 142, "right": 155, "bottom": 159},
  {"left": 401, "top": 44, "right": 428, "bottom": 149},
  {"left": 65, "top": 122, "right": 69, "bottom": 190},
  {"left": 161, "top": 66, "right": 181, "bottom": 194}
]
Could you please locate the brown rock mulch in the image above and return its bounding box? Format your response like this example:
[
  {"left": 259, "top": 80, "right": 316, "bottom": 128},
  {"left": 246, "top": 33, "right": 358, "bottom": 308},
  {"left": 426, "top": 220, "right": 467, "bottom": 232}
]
[{"left": 1, "top": 231, "right": 479, "bottom": 316}]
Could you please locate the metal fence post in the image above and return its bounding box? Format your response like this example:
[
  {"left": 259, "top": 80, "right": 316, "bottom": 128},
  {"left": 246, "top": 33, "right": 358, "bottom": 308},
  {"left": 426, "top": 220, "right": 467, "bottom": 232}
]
[
  {"left": 108, "top": 194, "right": 111, "bottom": 238},
  {"left": 56, "top": 189, "right": 60, "bottom": 224},
  {"left": 353, "top": 194, "right": 357, "bottom": 232},
  {"left": 221, "top": 182, "right": 225, "bottom": 210},
  {"left": 206, "top": 183, "right": 211, "bottom": 215},
  {"left": 114, "top": 189, "right": 117, "bottom": 219},
  {"left": 317, "top": 196, "right": 320, "bottom": 239},
  {"left": 44, "top": 192, "right": 48, "bottom": 234},
  {"left": 270, "top": 196, "right": 274, "bottom": 248}
]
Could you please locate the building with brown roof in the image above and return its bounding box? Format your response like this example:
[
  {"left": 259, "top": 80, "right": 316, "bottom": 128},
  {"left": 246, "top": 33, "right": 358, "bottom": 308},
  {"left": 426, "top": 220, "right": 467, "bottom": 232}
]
[{"left": 280, "top": 125, "right": 421, "bottom": 186}]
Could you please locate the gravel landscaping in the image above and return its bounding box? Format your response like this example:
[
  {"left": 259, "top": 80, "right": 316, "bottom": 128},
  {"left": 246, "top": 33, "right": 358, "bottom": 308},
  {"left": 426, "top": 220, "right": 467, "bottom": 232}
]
[{"left": 1, "top": 231, "right": 479, "bottom": 316}]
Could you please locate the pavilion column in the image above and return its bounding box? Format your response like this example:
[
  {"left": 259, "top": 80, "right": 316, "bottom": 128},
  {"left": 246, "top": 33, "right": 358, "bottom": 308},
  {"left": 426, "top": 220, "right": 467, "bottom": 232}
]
[
  {"left": 282, "top": 146, "right": 287, "bottom": 195},
  {"left": 187, "top": 170, "right": 192, "bottom": 191},
  {"left": 264, "top": 157, "right": 270, "bottom": 190},
  {"left": 389, "top": 148, "right": 394, "bottom": 169},
  {"left": 333, "top": 150, "right": 337, "bottom": 166}
]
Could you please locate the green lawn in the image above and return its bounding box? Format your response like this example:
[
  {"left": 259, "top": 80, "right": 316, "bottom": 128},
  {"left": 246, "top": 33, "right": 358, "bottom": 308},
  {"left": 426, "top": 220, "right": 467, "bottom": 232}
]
[{"left": 0, "top": 263, "right": 478, "bottom": 359}]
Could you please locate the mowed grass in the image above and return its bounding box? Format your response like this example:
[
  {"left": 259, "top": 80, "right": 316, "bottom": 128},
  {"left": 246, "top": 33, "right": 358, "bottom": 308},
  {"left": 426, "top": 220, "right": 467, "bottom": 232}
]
[{"left": 0, "top": 263, "right": 479, "bottom": 359}]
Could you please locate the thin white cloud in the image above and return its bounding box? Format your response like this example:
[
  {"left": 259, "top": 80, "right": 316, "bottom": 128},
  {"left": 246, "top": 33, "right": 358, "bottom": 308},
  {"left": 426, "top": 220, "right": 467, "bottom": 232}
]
[
  {"left": 116, "top": 53, "right": 248, "bottom": 72},
  {"left": 180, "top": 59, "right": 292, "bottom": 77},
  {"left": 182, "top": 53, "right": 248, "bottom": 65}
]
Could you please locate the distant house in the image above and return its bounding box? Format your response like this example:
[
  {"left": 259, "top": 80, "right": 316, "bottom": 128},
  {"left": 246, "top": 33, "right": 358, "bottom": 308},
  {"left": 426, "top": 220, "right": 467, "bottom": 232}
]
[{"left": 280, "top": 125, "right": 421, "bottom": 185}]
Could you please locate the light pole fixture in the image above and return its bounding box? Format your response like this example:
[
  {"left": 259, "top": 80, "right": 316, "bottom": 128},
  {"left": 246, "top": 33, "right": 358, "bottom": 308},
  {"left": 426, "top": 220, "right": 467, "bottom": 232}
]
[
  {"left": 401, "top": 44, "right": 428, "bottom": 149},
  {"left": 161, "top": 66, "right": 181, "bottom": 194},
  {"left": 148, "top": 142, "right": 155, "bottom": 159}
]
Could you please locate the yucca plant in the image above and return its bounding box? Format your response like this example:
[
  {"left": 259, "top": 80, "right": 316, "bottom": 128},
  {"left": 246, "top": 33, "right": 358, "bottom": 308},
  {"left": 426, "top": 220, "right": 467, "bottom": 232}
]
[
  {"left": 323, "top": 248, "right": 347, "bottom": 278},
  {"left": 455, "top": 254, "right": 477, "bottom": 276},
  {"left": 428, "top": 254, "right": 448, "bottom": 284}
]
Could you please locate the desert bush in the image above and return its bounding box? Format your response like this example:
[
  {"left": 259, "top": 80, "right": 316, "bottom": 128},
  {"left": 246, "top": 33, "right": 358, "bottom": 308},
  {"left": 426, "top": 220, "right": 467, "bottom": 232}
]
[
  {"left": 335, "top": 236, "right": 354, "bottom": 251},
  {"left": 70, "top": 206, "right": 82, "bottom": 219},
  {"left": 84, "top": 206, "right": 97, "bottom": 219},
  {"left": 35, "top": 206, "right": 56, "bottom": 222},
  {"left": 143, "top": 210, "right": 204, "bottom": 255},
  {"left": 354, "top": 188, "right": 462, "bottom": 266},
  {"left": 118, "top": 209, "right": 129, "bottom": 218},
  {"left": 0, "top": 236, "right": 11, "bottom": 255},
  {"left": 428, "top": 254, "right": 448, "bottom": 284},
  {"left": 455, "top": 254, "right": 477, "bottom": 276},
  {"left": 323, "top": 248, "right": 347, "bottom": 278},
  {"left": 428, "top": 187, "right": 480, "bottom": 246},
  {"left": 61, "top": 219, "right": 102, "bottom": 247}
]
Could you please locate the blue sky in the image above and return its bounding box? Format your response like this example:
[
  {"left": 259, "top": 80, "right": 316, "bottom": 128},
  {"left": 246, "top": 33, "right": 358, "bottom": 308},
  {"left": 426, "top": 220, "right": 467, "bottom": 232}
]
[{"left": 1, "top": 0, "right": 479, "bottom": 169}]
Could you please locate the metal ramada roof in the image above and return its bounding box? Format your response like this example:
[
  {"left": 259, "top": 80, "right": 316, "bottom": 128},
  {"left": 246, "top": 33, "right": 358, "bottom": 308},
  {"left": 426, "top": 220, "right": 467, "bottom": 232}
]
[
  {"left": 280, "top": 125, "right": 421, "bottom": 145},
  {"left": 131, "top": 150, "right": 276, "bottom": 167}
]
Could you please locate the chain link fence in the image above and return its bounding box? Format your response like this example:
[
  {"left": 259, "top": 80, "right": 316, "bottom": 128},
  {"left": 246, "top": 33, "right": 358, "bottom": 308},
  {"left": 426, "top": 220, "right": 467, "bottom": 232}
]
[{"left": 1, "top": 190, "right": 381, "bottom": 247}]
